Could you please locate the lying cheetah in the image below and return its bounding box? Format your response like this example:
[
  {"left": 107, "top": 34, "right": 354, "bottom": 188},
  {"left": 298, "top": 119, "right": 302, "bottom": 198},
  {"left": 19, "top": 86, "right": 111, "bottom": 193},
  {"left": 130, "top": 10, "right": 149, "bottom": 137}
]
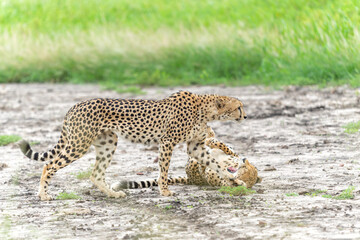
[
  {"left": 111, "top": 153, "right": 261, "bottom": 190},
  {"left": 111, "top": 128, "right": 261, "bottom": 191},
  {"left": 19, "top": 91, "right": 247, "bottom": 200}
]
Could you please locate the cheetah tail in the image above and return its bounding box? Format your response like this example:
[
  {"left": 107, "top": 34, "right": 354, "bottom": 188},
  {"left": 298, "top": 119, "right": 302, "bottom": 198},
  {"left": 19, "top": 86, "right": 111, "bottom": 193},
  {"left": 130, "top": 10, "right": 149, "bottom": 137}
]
[
  {"left": 168, "top": 176, "right": 188, "bottom": 185},
  {"left": 19, "top": 135, "right": 66, "bottom": 162},
  {"left": 111, "top": 179, "right": 158, "bottom": 190},
  {"left": 111, "top": 177, "right": 189, "bottom": 191}
]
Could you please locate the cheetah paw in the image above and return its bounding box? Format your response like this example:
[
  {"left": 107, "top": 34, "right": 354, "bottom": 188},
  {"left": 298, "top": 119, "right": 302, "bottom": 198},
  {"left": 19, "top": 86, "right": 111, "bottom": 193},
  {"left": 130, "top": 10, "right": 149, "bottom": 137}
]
[
  {"left": 108, "top": 190, "right": 126, "bottom": 198},
  {"left": 233, "top": 179, "right": 246, "bottom": 187},
  {"left": 38, "top": 193, "right": 53, "bottom": 201},
  {"left": 160, "top": 190, "right": 175, "bottom": 197}
]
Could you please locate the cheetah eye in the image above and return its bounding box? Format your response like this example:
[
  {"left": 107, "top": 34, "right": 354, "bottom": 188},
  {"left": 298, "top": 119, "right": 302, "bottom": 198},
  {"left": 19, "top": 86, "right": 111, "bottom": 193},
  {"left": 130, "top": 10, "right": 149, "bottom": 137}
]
[{"left": 238, "top": 107, "right": 242, "bottom": 115}]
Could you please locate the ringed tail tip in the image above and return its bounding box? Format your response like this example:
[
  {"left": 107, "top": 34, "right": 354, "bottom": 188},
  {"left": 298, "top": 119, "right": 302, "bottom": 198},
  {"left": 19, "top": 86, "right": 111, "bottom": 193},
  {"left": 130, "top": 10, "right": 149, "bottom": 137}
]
[{"left": 19, "top": 140, "right": 31, "bottom": 157}]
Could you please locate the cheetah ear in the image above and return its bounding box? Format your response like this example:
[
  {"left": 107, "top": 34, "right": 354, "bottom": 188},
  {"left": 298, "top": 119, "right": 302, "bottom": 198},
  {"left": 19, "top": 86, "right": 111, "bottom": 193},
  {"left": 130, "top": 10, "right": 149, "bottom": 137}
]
[
  {"left": 256, "top": 176, "right": 262, "bottom": 183},
  {"left": 215, "top": 99, "right": 226, "bottom": 110}
]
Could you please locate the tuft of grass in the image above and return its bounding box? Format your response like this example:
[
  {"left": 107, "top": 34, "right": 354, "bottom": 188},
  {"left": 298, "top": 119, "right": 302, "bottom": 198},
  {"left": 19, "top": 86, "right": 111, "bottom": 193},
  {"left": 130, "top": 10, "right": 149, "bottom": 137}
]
[
  {"left": 318, "top": 186, "right": 355, "bottom": 200},
  {"left": 56, "top": 192, "right": 82, "bottom": 200},
  {"left": 0, "top": 135, "right": 21, "bottom": 146},
  {"left": 333, "top": 186, "right": 356, "bottom": 200},
  {"left": 164, "top": 205, "right": 173, "bottom": 210},
  {"left": 343, "top": 121, "right": 360, "bottom": 134},
  {"left": 321, "top": 194, "right": 333, "bottom": 199},
  {"left": 285, "top": 192, "right": 299, "bottom": 197},
  {"left": 288, "top": 187, "right": 356, "bottom": 200},
  {"left": 72, "top": 168, "right": 92, "bottom": 180},
  {"left": 0, "top": 215, "right": 12, "bottom": 238},
  {"left": 11, "top": 174, "right": 20, "bottom": 186},
  {"left": 305, "top": 189, "right": 327, "bottom": 197},
  {"left": 219, "top": 186, "right": 256, "bottom": 196}
]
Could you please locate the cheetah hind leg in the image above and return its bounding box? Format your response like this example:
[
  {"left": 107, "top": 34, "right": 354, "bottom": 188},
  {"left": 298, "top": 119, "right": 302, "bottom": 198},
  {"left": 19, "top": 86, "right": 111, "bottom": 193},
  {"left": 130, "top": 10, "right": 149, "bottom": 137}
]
[{"left": 90, "top": 131, "right": 126, "bottom": 198}]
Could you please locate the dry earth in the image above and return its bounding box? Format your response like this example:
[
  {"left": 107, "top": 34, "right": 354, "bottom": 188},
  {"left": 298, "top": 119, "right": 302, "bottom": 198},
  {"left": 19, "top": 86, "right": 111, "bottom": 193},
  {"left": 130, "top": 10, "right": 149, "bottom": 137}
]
[{"left": 0, "top": 84, "right": 360, "bottom": 240}]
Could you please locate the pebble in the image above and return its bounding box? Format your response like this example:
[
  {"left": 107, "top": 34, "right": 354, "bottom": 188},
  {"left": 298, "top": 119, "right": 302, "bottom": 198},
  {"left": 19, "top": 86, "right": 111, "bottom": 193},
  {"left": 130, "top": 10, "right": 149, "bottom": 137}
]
[{"left": 264, "top": 166, "right": 277, "bottom": 171}]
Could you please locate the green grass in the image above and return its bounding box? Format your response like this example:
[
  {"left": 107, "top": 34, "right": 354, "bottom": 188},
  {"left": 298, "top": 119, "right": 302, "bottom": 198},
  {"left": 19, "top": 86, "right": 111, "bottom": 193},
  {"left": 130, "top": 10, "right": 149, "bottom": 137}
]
[
  {"left": 1, "top": 0, "right": 360, "bottom": 87},
  {"left": 11, "top": 174, "right": 20, "bottom": 186},
  {"left": 0, "top": 215, "right": 12, "bottom": 238},
  {"left": 285, "top": 192, "right": 299, "bottom": 197},
  {"left": 305, "top": 189, "right": 327, "bottom": 197},
  {"left": 332, "top": 186, "right": 356, "bottom": 200},
  {"left": 343, "top": 121, "right": 360, "bottom": 134},
  {"left": 56, "top": 192, "right": 82, "bottom": 200},
  {"left": 288, "top": 187, "right": 356, "bottom": 200},
  {"left": 71, "top": 167, "right": 93, "bottom": 180},
  {"left": 164, "top": 205, "right": 173, "bottom": 210},
  {"left": 74, "top": 170, "right": 92, "bottom": 180},
  {"left": 219, "top": 186, "right": 256, "bottom": 196},
  {"left": 0, "top": 135, "right": 21, "bottom": 146}
]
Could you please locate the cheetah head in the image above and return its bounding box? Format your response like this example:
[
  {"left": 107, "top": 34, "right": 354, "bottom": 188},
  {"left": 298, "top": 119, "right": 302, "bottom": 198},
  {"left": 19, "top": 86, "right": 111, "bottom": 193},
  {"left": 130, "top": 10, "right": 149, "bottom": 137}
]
[
  {"left": 211, "top": 149, "right": 261, "bottom": 188},
  {"left": 213, "top": 96, "right": 247, "bottom": 122},
  {"left": 236, "top": 158, "right": 262, "bottom": 188}
]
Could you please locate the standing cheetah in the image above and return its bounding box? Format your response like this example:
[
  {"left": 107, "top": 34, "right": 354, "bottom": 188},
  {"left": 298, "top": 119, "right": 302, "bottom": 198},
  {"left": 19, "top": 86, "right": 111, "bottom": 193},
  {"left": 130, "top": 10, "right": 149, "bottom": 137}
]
[{"left": 19, "top": 91, "right": 247, "bottom": 200}]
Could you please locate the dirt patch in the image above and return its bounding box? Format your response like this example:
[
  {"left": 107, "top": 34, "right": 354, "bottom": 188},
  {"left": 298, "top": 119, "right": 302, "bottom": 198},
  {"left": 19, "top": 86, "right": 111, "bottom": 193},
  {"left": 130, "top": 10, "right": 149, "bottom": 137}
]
[
  {"left": 0, "top": 163, "right": 8, "bottom": 170},
  {"left": 0, "top": 84, "right": 360, "bottom": 239}
]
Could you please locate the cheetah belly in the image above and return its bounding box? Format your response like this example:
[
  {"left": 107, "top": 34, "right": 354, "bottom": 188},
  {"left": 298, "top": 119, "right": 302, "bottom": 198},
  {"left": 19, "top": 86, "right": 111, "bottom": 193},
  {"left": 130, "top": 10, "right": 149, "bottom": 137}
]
[{"left": 115, "top": 129, "right": 160, "bottom": 145}]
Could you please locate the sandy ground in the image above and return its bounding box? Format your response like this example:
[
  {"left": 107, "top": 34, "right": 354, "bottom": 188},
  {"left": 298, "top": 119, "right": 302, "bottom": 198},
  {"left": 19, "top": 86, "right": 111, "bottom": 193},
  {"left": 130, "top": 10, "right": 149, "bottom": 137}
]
[{"left": 0, "top": 84, "right": 360, "bottom": 240}]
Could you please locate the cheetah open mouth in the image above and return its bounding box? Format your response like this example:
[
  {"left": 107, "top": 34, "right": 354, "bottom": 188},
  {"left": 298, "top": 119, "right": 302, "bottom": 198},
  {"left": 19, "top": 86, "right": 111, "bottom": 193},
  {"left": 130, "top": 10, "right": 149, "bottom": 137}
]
[{"left": 227, "top": 167, "right": 238, "bottom": 174}]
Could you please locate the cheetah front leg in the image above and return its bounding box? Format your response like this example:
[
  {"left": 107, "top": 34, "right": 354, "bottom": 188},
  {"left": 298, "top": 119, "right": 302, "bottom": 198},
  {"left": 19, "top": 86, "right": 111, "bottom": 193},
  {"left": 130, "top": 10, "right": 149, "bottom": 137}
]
[
  {"left": 90, "top": 131, "right": 126, "bottom": 199},
  {"left": 185, "top": 158, "right": 208, "bottom": 185},
  {"left": 158, "top": 139, "right": 175, "bottom": 197},
  {"left": 205, "top": 137, "right": 238, "bottom": 157},
  {"left": 205, "top": 126, "right": 238, "bottom": 157}
]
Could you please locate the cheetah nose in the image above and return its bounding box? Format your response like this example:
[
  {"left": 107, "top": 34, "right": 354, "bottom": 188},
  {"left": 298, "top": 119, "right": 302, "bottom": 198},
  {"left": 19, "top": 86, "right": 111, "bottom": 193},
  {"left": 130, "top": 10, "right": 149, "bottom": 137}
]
[{"left": 244, "top": 116, "right": 247, "bottom": 119}]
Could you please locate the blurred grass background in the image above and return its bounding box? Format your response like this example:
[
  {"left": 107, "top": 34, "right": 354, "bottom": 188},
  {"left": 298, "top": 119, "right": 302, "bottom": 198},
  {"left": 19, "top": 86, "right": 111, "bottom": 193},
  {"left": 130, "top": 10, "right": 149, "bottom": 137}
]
[{"left": 0, "top": 0, "right": 360, "bottom": 88}]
